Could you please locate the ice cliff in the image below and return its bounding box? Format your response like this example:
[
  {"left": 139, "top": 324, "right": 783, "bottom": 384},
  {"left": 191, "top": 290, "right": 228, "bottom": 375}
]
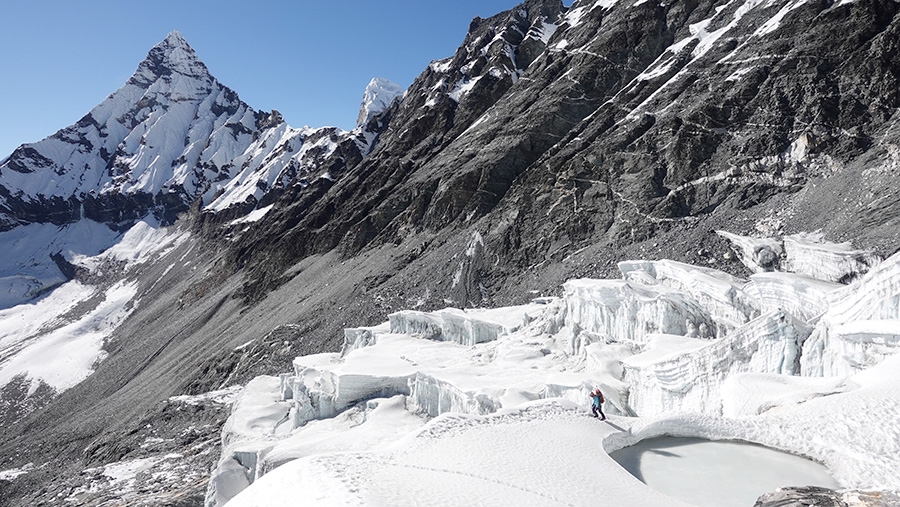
[{"left": 206, "top": 231, "right": 900, "bottom": 505}]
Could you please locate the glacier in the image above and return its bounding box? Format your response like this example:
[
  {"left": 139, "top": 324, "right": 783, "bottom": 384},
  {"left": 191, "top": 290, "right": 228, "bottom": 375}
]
[{"left": 205, "top": 230, "right": 900, "bottom": 506}]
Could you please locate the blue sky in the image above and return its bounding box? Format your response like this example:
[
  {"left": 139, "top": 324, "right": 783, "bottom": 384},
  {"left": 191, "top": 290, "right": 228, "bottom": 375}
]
[{"left": 0, "top": 0, "right": 555, "bottom": 158}]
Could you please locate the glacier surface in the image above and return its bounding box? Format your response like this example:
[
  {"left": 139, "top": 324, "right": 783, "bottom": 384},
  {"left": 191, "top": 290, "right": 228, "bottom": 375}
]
[{"left": 207, "top": 231, "right": 900, "bottom": 506}]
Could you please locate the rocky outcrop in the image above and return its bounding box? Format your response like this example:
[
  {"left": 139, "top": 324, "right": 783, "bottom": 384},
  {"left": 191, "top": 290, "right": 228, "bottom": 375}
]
[
  {"left": 228, "top": 0, "right": 900, "bottom": 311},
  {"left": 755, "top": 486, "right": 900, "bottom": 507}
]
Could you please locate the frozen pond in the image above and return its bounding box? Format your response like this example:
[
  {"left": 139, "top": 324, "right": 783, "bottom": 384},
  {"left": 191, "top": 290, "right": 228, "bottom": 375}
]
[{"left": 610, "top": 437, "right": 839, "bottom": 507}]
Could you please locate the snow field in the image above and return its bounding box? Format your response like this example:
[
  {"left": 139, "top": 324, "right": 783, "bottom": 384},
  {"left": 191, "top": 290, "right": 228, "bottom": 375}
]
[
  {"left": 0, "top": 219, "right": 121, "bottom": 309},
  {"left": 228, "top": 401, "right": 695, "bottom": 507},
  {"left": 0, "top": 216, "right": 186, "bottom": 417}
]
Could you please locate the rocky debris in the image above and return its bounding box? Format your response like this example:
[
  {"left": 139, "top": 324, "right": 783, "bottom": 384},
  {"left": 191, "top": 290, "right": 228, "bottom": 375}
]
[
  {"left": 755, "top": 486, "right": 900, "bottom": 507},
  {"left": 183, "top": 324, "right": 316, "bottom": 396},
  {"left": 0, "top": 392, "right": 231, "bottom": 507},
  {"left": 0, "top": 375, "right": 56, "bottom": 428}
]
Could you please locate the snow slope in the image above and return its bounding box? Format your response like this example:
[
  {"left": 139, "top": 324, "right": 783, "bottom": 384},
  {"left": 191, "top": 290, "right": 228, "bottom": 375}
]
[
  {"left": 208, "top": 231, "right": 900, "bottom": 506},
  {"left": 0, "top": 216, "right": 189, "bottom": 422},
  {"left": 0, "top": 220, "right": 120, "bottom": 309}
]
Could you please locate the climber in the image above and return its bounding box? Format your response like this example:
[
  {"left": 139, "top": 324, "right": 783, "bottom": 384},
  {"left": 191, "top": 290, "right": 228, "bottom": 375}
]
[{"left": 590, "top": 388, "right": 606, "bottom": 420}]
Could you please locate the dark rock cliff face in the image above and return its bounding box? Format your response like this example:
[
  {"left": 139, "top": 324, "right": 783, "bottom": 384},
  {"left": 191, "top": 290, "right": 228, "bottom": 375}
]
[
  {"left": 3, "top": 0, "right": 900, "bottom": 505},
  {"left": 232, "top": 0, "right": 900, "bottom": 308},
  {"left": 488, "top": 0, "right": 900, "bottom": 270},
  {"left": 229, "top": 0, "right": 570, "bottom": 298}
]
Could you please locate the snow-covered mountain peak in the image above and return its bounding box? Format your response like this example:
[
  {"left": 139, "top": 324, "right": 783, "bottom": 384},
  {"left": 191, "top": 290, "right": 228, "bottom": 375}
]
[
  {"left": 356, "top": 77, "right": 404, "bottom": 127},
  {"left": 165, "top": 29, "right": 188, "bottom": 45},
  {"left": 0, "top": 31, "right": 365, "bottom": 232},
  {"left": 128, "top": 30, "right": 210, "bottom": 87}
]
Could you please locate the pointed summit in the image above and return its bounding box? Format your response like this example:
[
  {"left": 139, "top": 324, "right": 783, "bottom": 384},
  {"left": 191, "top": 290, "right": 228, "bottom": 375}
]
[
  {"left": 164, "top": 29, "right": 189, "bottom": 46},
  {"left": 356, "top": 77, "right": 404, "bottom": 128},
  {"left": 128, "top": 30, "right": 210, "bottom": 87}
]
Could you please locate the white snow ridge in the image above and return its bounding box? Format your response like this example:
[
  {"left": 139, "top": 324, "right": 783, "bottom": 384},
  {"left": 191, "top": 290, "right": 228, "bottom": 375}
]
[{"left": 205, "top": 231, "right": 900, "bottom": 507}]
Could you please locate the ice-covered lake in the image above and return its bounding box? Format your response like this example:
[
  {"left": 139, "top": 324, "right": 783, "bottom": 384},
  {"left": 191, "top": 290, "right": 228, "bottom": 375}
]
[{"left": 610, "top": 437, "right": 839, "bottom": 507}]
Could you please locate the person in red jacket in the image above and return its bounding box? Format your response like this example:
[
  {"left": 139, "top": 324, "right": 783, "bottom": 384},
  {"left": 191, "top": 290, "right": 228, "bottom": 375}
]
[{"left": 590, "top": 388, "right": 606, "bottom": 420}]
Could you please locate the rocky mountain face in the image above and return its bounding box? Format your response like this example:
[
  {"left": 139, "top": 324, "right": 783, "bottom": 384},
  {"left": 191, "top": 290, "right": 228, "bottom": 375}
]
[
  {"left": 230, "top": 0, "right": 900, "bottom": 309},
  {"left": 2, "top": 0, "right": 900, "bottom": 505}
]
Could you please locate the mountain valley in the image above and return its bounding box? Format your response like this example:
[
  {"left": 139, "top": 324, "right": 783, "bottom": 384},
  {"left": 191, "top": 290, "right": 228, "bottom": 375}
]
[{"left": 2, "top": 0, "right": 900, "bottom": 505}]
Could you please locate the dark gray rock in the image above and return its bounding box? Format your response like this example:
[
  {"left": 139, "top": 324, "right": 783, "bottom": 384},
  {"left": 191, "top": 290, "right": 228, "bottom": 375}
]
[{"left": 755, "top": 486, "right": 900, "bottom": 507}]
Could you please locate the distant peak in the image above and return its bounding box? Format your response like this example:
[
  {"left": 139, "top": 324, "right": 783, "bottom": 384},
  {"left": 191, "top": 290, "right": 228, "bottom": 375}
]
[
  {"left": 165, "top": 29, "right": 189, "bottom": 47},
  {"left": 128, "top": 30, "right": 210, "bottom": 87},
  {"left": 356, "top": 78, "right": 405, "bottom": 128}
]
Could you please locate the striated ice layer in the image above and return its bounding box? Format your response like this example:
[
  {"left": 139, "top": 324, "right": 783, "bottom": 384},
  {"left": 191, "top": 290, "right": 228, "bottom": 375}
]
[
  {"left": 782, "top": 233, "right": 880, "bottom": 284},
  {"left": 718, "top": 230, "right": 880, "bottom": 283},
  {"left": 623, "top": 311, "right": 812, "bottom": 415},
  {"left": 619, "top": 260, "right": 758, "bottom": 331},
  {"left": 387, "top": 305, "right": 537, "bottom": 346},
  {"left": 341, "top": 322, "right": 388, "bottom": 353},
  {"left": 746, "top": 272, "right": 841, "bottom": 322},
  {"left": 801, "top": 253, "right": 900, "bottom": 377},
  {"left": 408, "top": 372, "right": 499, "bottom": 417},
  {"left": 284, "top": 364, "right": 413, "bottom": 428},
  {"left": 820, "top": 252, "right": 900, "bottom": 323},
  {"left": 803, "top": 321, "right": 900, "bottom": 378},
  {"left": 563, "top": 278, "right": 719, "bottom": 342}
]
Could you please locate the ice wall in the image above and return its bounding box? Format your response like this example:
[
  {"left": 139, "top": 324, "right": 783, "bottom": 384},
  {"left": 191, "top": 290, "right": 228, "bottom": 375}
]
[
  {"left": 782, "top": 233, "right": 880, "bottom": 283},
  {"left": 206, "top": 376, "right": 287, "bottom": 507},
  {"left": 746, "top": 272, "right": 840, "bottom": 322},
  {"left": 622, "top": 311, "right": 812, "bottom": 415},
  {"left": 619, "top": 260, "right": 758, "bottom": 330},
  {"left": 717, "top": 230, "right": 783, "bottom": 272},
  {"left": 801, "top": 253, "right": 900, "bottom": 377},
  {"left": 286, "top": 361, "right": 413, "bottom": 427},
  {"left": 563, "top": 279, "right": 718, "bottom": 342},
  {"left": 342, "top": 325, "right": 380, "bottom": 353},
  {"left": 408, "top": 372, "right": 499, "bottom": 417},
  {"left": 387, "top": 305, "right": 533, "bottom": 346},
  {"left": 718, "top": 230, "right": 880, "bottom": 283}
]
